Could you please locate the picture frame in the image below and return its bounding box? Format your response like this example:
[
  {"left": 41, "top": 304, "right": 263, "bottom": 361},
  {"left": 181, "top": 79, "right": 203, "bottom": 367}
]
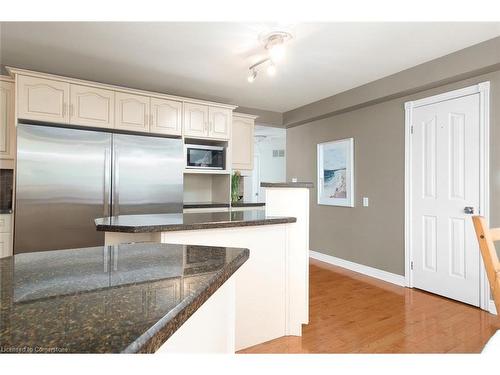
[{"left": 317, "top": 138, "right": 354, "bottom": 207}]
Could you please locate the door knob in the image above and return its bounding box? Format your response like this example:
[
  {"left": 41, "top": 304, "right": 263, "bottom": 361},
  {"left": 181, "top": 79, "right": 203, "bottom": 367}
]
[{"left": 464, "top": 206, "right": 474, "bottom": 214}]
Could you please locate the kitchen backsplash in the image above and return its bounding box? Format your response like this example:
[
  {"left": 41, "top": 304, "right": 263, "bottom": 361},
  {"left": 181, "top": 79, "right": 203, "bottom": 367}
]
[{"left": 0, "top": 169, "right": 14, "bottom": 211}]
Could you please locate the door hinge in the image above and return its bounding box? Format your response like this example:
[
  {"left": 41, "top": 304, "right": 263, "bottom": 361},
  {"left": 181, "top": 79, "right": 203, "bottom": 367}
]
[
  {"left": 410, "top": 125, "right": 414, "bottom": 134},
  {"left": 410, "top": 261, "right": 414, "bottom": 270}
]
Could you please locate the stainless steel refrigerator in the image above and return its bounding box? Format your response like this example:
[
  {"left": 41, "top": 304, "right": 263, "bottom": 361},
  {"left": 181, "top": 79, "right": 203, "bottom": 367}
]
[{"left": 14, "top": 123, "right": 184, "bottom": 254}]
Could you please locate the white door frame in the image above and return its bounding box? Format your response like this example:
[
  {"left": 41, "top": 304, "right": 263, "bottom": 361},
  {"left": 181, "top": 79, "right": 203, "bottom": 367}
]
[
  {"left": 252, "top": 153, "right": 263, "bottom": 202},
  {"left": 404, "top": 82, "right": 493, "bottom": 313}
]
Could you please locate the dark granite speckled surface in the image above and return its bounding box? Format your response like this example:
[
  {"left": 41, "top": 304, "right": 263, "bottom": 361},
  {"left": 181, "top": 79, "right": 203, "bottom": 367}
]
[
  {"left": 183, "top": 202, "right": 230, "bottom": 209},
  {"left": 261, "top": 182, "right": 314, "bottom": 188},
  {"left": 183, "top": 202, "right": 265, "bottom": 209},
  {"left": 95, "top": 209, "right": 296, "bottom": 233},
  {"left": 231, "top": 202, "right": 265, "bottom": 208},
  {"left": 0, "top": 243, "right": 248, "bottom": 353}
]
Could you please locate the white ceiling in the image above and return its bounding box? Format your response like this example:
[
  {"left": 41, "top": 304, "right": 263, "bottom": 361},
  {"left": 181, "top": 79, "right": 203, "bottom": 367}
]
[{"left": 1, "top": 22, "right": 500, "bottom": 112}]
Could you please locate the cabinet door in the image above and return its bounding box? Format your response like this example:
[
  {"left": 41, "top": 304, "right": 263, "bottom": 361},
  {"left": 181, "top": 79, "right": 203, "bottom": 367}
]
[
  {"left": 183, "top": 103, "right": 208, "bottom": 138},
  {"left": 0, "top": 232, "right": 12, "bottom": 258},
  {"left": 208, "top": 107, "right": 231, "bottom": 140},
  {"left": 0, "top": 214, "right": 12, "bottom": 234},
  {"left": 231, "top": 116, "right": 254, "bottom": 170},
  {"left": 150, "top": 98, "right": 182, "bottom": 136},
  {"left": 0, "top": 81, "right": 15, "bottom": 160},
  {"left": 17, "top": 75, "right": 70, "bottom": 124},
  {"left": 115, "top": 92, "right": 150, "bottom": 132},
  {"left": 70, "top": 84, "right": 114, "bottom": 129}
]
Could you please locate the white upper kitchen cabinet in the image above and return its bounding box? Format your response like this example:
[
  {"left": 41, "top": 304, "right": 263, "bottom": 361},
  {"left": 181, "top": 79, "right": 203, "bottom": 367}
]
[
  {"left": 183, "top": 102, "right": 209, "bottom": 138},
  {"left": 208, "top": 107, "right": 231, "bottom": 140},
  {"left": 70, "top": 84, "right": 115, "bottom": 129},
  {"left": 115, "top": 92, "right": 150, "bottom": 132},
  {"left": 150, "top": 98, "right": 182, "bottom": 136},
  {"left": 231, "top": 113, "right": 257, "bottom": 170},
  {"left": 0, "top": 78, "right": 15, "bottom": 160},
  {"left": 9, "top": 68, "right": 238, "bottom": 140},
  {"left": 17, "top": 75, "right": 70, "bottom": 124}
]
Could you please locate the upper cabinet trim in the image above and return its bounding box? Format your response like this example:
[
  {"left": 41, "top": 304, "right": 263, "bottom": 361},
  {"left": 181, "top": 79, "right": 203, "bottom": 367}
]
[
  {"left": 6, "top": 67, "right": 238, "bottom": 110},
  {"left": 0, "top": 75, "right": 15, "bottom": 83},
  {"left": 233, "top": 112, "right": 259, "bottom": 120}
]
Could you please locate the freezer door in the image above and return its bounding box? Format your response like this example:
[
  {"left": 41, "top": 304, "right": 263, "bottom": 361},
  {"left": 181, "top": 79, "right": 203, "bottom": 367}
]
[
  {"left": 15, "top": 124, "right": 112, "bottom": 253},
  {"left": 112, "top": 134, "right": 183, "bottom": 215}
]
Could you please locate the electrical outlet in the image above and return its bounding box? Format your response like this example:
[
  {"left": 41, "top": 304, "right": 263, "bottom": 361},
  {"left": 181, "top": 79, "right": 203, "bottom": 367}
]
[
  {"left": 363, "top": 197, "right": 369, "bottom": 207},
  {"left": 292, "top": 177, "right": 298, "bottom": 183}
]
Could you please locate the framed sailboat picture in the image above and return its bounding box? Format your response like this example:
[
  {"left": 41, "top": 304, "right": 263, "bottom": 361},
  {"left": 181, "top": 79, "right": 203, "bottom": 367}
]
[{"left": 317, "top": 138, "right": 354, "bottom": 207}]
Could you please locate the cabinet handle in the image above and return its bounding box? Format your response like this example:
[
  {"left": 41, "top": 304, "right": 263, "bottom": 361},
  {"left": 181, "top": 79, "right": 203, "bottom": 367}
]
[{"left": 62, "top": 103, "right": 67, "bottom": 117}]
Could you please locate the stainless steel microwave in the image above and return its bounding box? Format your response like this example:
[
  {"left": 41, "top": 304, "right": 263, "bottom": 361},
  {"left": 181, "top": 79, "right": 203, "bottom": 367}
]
[{"left": 185, "top": 144, "right": 225, "bottom": 170}]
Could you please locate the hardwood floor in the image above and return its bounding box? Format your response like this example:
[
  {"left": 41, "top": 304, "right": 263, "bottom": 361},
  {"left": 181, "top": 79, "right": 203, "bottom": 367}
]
[{"left": 238, "top": 258, "right": 500, "bottom": 354}]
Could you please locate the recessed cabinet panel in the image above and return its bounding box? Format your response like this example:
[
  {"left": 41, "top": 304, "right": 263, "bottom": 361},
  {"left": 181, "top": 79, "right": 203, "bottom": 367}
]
[
  {"left": 0, "top": 80, "right": 15, "bottom": 160},
  {"left": 17, "top": 75, "right": 70, "bottom": 123},
  {"left": 0, "top": 232, "right": 12, "bottom": 258},
  {"left": 231, "top": 116, "right": 254, "bottom": 170},
  {"left": 70, "top": 84, "right": 114, "bottom": 129},
  {"left": 150, "top": 98, "right": 182, "bottom": 136},
  {"left": 0, "top": 213, "right": 12, "bottom": 233},
  {"left": 209, "top": 107, "right": 231, "bottom": 140},
  {"left": 184, "top": 103, "right": 208, "bottom": 137},
  {"left": 115, "top": 92, "right": 150, "bottom": 132}
]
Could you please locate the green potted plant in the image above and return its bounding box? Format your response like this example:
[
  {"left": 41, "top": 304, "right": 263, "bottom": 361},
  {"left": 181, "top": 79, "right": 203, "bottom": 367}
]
[{"left": 231, "top": 171, "right": 241, "bottom": 204}]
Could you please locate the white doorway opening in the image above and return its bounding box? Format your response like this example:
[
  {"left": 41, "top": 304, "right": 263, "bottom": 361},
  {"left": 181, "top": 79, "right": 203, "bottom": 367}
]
[
  {"left": 404, "top": 82, "right": 493, "bottom": 313},
  {"left": 246, "top": 125, "right": 286, "bottom": 203}
]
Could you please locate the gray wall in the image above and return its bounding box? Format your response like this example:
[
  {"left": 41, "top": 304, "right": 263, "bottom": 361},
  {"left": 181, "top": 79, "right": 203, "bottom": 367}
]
[
  {"left": 284, "top": 36, "right": 500, "bottom": 128},
  {"left": 287, "top": 70, "right": 500, "bottom": 275},
  {"left": 236, "top": 106, "right": 284, "bottom": 128}
]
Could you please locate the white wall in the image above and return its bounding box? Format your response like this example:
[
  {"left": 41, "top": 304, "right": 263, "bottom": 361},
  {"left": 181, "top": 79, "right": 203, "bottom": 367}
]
[{"left": 244, "top": 125, "right": 286, "bottom": 202}]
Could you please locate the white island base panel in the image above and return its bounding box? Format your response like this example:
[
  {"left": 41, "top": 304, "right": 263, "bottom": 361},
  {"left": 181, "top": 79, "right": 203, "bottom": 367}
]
[
  {"left": 157, "top": 277, "right": 236, "bottom": 353},
  {"left": 105, "top": 222, "right": 306, "bottom": 351},
  {"left": 264, "top": 187, "right": 310, "bottom": 327}
]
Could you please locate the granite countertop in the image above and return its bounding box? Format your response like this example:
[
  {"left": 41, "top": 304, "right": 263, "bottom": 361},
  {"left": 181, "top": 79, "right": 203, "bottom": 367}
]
[
  {"left": 183, "top": 202, "right": 230, "bottom": 209},
  {"left": 95, "top": 209, "right": 296, "bottom": 234},
  {"left": 0, "top": 243, "right": 249, "bottom": 353},
  {"left": 261, "top": 182, "right": 314, "bottom": 188},
  {"left": 183, "top": 202, "right": 265, "bottom": 209},
  {"left": 231, "top": 201, "right": 265, "bottom": 207}
]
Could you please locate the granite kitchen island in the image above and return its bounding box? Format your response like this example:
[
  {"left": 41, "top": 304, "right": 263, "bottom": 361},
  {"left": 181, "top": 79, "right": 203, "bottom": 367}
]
[
  {"left": 95, "top": 183, "right": 312, "bottom": 351},
  {"left": 0, "top": 243, "right": 248, "bottom": 353}
]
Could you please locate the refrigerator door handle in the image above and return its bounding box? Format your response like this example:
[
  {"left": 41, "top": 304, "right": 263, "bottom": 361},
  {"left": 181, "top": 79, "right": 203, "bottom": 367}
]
[
  {"left": 103, "top": 148, "right": 111, "bottom": 217},
  {"left": 113, "top": 147, "right": 120, "bottom": 216}
]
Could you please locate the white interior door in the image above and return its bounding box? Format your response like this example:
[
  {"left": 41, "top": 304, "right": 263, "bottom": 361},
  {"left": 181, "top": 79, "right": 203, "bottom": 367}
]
[
  {"left": 411, "top": 93, "right": 480, "bottom": 306},
  {"left": 251, "top": 154, "right": 263, "bottom": 203}
]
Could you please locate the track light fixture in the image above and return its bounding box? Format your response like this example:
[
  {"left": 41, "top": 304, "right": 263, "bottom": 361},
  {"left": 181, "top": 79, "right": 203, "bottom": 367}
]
[
  {"left": 247, "top": 69, "right": 257, "bottom": 83},
  {"left": 246, "top": 30, "right": 292, "bottom": 83},
  {"left": 265, "top": 31, "right": 292, "bottom": 63}
]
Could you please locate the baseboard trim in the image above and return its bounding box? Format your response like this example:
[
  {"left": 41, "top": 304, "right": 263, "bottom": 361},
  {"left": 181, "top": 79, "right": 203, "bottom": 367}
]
[
  {"left": 309, "top": 250, "right": 406, "bottom": 287},
  {"left": 489, "top": 300, "right": 498, "bottom": 315}
]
